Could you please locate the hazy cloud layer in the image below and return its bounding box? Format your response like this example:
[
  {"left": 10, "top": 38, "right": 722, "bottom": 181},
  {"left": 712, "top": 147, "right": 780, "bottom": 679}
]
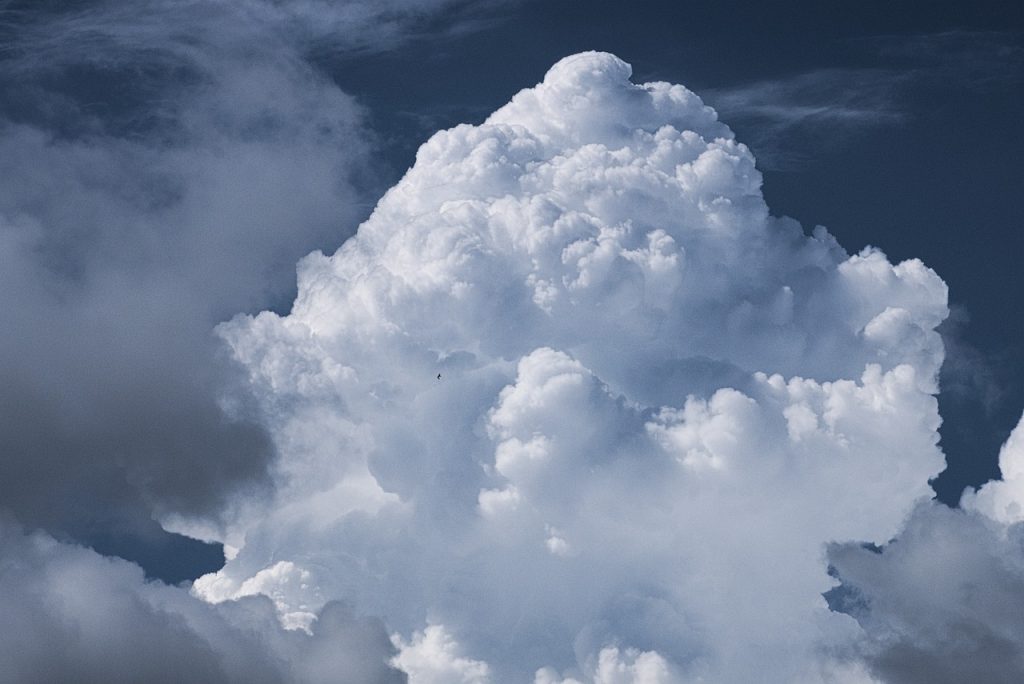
[
  {"left": 189, "top": 52, "right": 960, "bottom": 681},
  {"left": 0, "top": 521, "right": 405, "bottom": 683},
  {"left": 0, "top": 0, "right": 479, "bottom": 543}
]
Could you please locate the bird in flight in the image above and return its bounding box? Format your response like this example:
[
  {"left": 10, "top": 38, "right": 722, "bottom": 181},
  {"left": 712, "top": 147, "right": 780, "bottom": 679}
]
[{"left": 437, "top": 373, "right": 442, "bottom": 380}]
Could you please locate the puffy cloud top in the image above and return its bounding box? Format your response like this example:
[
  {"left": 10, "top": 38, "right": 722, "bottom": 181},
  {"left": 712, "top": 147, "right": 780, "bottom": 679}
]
[
  {"left": 962, "top": 412, "right": 1024, "bottom": 523},
  {"left": 193, "top": 52, "right": 950, "bottom": 682}
]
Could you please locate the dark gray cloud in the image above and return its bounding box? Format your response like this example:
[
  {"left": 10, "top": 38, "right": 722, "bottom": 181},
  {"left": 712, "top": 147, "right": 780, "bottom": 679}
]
[
  {"left": 0, "top": 0, "right": 500, "bottom": 560},
  {"left": 0, "top": 5, "right": 354, "bottom": 546},
  {"left": 0, "top": 521, "right": 405, "bottom": 683},
  {"left": 828, "top": 502, "right": 1024, "bottom": 684}
]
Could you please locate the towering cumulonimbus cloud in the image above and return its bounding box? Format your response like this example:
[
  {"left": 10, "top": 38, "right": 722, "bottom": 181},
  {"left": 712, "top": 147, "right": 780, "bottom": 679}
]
[{"left": 186, "top": 52, "right": 956, "bottom": 682}]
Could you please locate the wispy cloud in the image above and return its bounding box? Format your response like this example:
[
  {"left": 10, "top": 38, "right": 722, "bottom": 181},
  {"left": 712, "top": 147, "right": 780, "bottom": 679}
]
[
  {"left": 703, "top": 30, "right": 1022, "bottom": 169},
  {"left": 704, "top": 67, "right": 907, "bottom": 167}
]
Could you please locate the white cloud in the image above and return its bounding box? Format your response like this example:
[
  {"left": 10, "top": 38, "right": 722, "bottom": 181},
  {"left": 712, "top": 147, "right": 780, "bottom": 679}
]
[
  {"left": 191, "top": 52, "right": 959, "bottom": 682},
  {"left": 962, "top": 412, "right": 1024, "bottom": 523},
  {"left": 391, "top": 625, "right": 492, "bottom": 684},
  {"left": 196, "top": 559, "right": 322, "bottom": 632},
  {"left": 536, "top": 646, "right": 678, "bottom": 684}
]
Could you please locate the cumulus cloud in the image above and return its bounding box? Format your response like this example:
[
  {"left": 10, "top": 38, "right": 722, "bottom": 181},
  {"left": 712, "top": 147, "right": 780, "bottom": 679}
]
[
  {"left": 828, "top": 414, "right": 1024, "bottom": 683},
  {"left": 390, "top": 624, "right": 492, "bottom": 684},
  {"left": 172, "top": 51, "right": 965, "bottom": 681},
  {"left": 0, "top": 0, "right": 492, "bottom": 556},
  {"left": 962, "top": 412, "right": 1024, "bottom": 523}
]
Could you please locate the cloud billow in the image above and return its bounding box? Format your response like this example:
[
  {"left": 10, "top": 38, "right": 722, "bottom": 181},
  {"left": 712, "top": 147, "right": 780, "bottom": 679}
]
[{"left": 196, "top": 52, "right": 958, "bottom": 682}]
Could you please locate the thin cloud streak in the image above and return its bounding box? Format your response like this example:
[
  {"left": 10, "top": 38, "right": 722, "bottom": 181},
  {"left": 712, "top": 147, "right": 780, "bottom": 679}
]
[{"left": 704, "top": 30, "right": 1023, "bottom": 169}]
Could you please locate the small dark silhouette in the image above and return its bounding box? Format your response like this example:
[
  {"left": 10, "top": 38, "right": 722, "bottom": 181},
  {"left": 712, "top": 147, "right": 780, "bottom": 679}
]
[{"left": 437, "top": 373, "right": 442, "bottom": 380}]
